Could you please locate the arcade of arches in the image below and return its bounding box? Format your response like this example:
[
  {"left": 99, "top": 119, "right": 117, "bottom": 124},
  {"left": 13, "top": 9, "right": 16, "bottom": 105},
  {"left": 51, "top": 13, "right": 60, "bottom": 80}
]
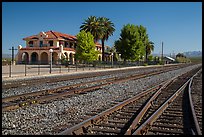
[
  {"left": 18, "top": 50, "right": 76, "bottom": 64},
  {"left": 17, "top": 50, "right": 103, "bottom": 64}
]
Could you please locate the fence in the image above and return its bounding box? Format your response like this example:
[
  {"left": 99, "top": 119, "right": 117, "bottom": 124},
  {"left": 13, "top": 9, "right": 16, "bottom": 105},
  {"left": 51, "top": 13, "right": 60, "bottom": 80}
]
[{"left": 2, "top": 60, "right": 160, "bottom": 78}]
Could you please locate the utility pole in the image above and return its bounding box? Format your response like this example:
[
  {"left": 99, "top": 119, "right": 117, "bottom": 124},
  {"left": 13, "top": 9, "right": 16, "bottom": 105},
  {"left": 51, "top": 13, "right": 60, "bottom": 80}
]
[
  {"left": 9, "top": 46, "right": 18, "bottom": 65},
  {"left": 161, "top": 42, "right": 163, "bottom": 64},
  {"left": 172, "top": 50, "right": 175, "bottom": 58}
]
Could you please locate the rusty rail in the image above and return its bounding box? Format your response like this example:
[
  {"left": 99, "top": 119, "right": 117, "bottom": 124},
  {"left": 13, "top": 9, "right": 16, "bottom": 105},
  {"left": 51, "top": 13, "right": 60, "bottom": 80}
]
[
  {"left": 124, "top": 76, "right": 177, "bottom": 135},
  {"left": 58, "top": 81, "right": 169, "bottom": 135},
  {"left": 2, "top": 66, "right": 176, "bottom": 111},
  {"left": 132, "top": 67, "right": 202, "bottom": 135},
  {"left": 58, "top": 65, "right": 201, "bottom": 135},
  {"left": 188, "top": 68, "right": 202, "bottom": 135}
]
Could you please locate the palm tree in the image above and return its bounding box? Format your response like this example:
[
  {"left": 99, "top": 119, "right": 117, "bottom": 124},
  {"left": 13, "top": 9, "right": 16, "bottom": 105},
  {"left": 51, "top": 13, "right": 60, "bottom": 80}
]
[
  {"left": 98, "top": 17, "right": 115, "bottom": 61},
  {"left": 145, "top": 41, "right": 154, "bottom": 62},
  {"left": 80, "top": 16, "right": 102, "bottom": 42},
  {"left": 80, "top": 16, "right": 115, "bottom": 61}
]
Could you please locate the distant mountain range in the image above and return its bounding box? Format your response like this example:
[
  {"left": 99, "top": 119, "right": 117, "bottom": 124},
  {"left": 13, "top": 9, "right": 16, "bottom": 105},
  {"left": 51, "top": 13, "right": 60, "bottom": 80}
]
[
  {"left": 152, "top": 51, "right": 202, "bottom": 58},
  {"left": 183, "top": 51, "right": 202, "bottom": 57}
]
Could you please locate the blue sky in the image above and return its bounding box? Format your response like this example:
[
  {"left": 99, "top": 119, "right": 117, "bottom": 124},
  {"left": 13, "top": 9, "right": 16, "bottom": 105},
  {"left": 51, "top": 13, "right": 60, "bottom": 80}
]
[{"left": 2, "top": 2, "right": 202, "bottom": 56}]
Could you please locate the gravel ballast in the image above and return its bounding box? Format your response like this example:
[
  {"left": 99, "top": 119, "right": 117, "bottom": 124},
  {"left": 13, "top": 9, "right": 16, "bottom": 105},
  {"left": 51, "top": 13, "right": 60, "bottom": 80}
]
[{"left": 2, "top": 64, "right": 202, "bottom": 135}]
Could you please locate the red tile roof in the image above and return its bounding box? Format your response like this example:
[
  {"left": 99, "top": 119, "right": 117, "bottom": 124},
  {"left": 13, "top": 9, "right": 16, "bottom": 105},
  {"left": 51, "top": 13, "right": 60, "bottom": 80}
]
[
  {"left": 20, "top": 47, "right": 60, "bottom": 50},
  {"left": 23, "top": 30, "right": 77, "bottom": 41},
  {"left": 22, "top": 30, "right": 107, "bottom": 48}
]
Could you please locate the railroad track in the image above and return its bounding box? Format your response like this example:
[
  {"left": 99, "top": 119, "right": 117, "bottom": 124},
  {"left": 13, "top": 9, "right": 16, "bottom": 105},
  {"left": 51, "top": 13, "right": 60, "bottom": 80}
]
[
  {"left": 133, "top": 67, "right": 202, "bottom": 135},
  {"left": 2, "top": 64, "right": 189, "bottom": 89},
  {"left": 58, "top": 65, "right": 202, "bottom": 135},
  {"left": 2, "top": 65, "right": 183, "bottom": 111},
  {"left": 188, "top": 68, "right": 202, "bottom": 135}
]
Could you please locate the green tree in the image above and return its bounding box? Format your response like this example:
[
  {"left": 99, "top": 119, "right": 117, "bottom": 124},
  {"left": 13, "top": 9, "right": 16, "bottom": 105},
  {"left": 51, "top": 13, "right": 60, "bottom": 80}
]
[
  {"left": 75, "top": 30, "right": 99, "bottom": 62},
  {"left": 98, "top": 17, "right": 115, "bottom": 61},
  {"left": 175, "top": 53, "right": 190, "bottom": 63},
  {"left": 114, "top": 24, "right": 145, "bottom": 61},
  {"left": 148, "top": 55, "right": 154, "bottom": 61},
  {"left": 138, "top": 25, "right": 148, "bottom": 45},
  {"left": 80, "top": 16, "right": 115, "bottom": 61},
  {"left": 146, "top": 41, "right": 154, "bottom": 55},
  {"left": 137, "top": 25, "right": 154, "bottom": 62},
  {"left": 80, "top": 16, "right": 102, "bottom": 42},
  {"left": 176, "top": 53, "right": 186, "bottom": 58},
  {"left": 106, "top": 46, "right": 119, "bottom": 61},
  {"left": 146, "top": 40, "right": 154, "bottom": 61}
]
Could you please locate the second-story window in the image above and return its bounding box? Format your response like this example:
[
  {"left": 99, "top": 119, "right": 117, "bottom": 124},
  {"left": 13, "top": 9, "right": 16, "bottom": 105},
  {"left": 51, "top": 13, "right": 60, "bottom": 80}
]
[
  {"left": 74, "top": 43, "right": 77, "bottom": 49},
  {"left": 65, "top": 41, "right": 68, "bottom": 48},
  {"left": 70, "top": 43, "right": 73, "bottom": 48},
  {"left": 59, "top": 41, "right": 63, "bottom": 46},
  {"left": 39, "top": 41, "right": 43, "bottom": 47},
  {"left": 49, "top": 41, "right": 53, "bottom": 46},
  {"left": 28, "top": 41, "right": 33, "bottom": 47}
]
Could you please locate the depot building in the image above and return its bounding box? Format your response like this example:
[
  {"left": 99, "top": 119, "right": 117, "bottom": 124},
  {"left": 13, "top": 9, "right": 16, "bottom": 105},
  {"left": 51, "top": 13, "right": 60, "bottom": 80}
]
[{"left": 16, "top": 30, "right": 107, "bottom": 64}]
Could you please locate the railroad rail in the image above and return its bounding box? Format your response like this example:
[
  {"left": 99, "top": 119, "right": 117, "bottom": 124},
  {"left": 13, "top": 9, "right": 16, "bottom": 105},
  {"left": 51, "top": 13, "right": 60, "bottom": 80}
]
[
  {"left": 132, "top": 67, "right": 202, "bottom": 135},
  {"left": 188, "top": 68, "right": 202, "bottom": 135},
  {"left": 2, "top": 64, "right": 189, "bottom": 89},
  {"left": 2, "top": 64, "right": 184, "bottom": 111},
  {"left": 58, "top": 65, "right": 202, "bottom": 135}
]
